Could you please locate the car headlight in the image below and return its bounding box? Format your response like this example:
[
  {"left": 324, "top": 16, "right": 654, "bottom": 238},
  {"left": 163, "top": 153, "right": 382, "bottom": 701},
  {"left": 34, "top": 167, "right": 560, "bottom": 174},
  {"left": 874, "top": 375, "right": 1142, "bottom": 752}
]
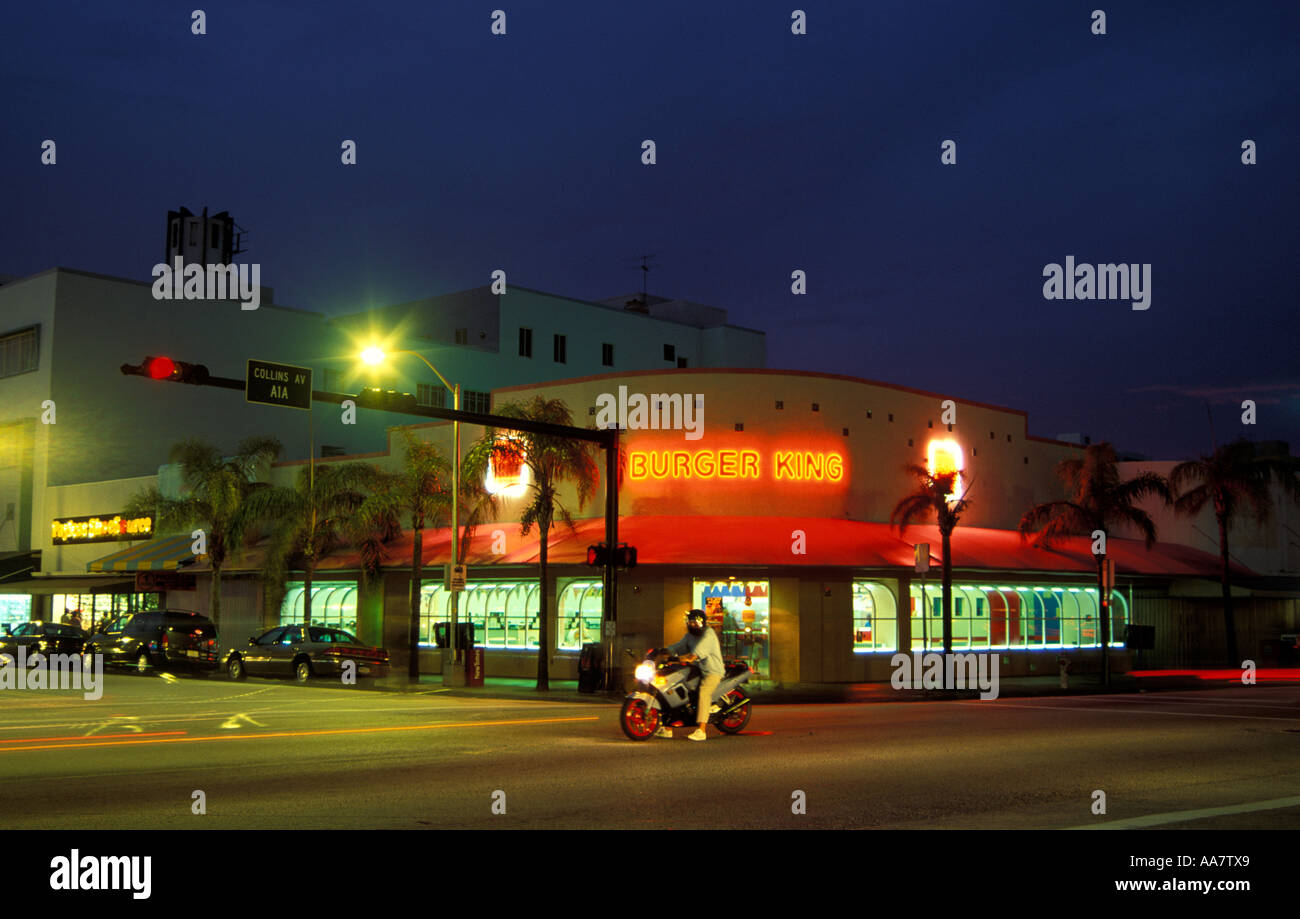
[{"left": 634, "top": 661, "right": 656, "bottom": 683}]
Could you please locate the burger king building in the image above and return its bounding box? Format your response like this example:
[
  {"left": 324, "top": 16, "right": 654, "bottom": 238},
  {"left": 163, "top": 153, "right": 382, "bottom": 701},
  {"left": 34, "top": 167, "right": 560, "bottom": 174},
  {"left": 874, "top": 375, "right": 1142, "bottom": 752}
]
[{"left": 191, "top": 367, "right": 1288, "bottom": 686}]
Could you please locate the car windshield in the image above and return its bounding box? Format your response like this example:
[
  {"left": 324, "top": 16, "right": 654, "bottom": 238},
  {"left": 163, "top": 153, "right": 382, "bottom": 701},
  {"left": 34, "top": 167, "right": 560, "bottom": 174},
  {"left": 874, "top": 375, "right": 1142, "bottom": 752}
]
[{"left": 11, "top": 623, "right": 39, "bottom": 637}]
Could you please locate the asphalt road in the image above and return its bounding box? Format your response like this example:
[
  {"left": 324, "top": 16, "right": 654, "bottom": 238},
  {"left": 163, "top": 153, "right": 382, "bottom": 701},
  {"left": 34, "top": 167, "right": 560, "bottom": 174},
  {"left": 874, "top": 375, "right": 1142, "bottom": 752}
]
[{"left": 1, "top": 673, "right": 1297, "bottom": 829}]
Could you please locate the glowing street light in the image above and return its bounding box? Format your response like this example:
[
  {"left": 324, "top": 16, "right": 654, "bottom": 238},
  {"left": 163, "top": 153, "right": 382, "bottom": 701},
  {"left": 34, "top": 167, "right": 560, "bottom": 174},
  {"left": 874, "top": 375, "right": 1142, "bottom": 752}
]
[{"left": 360, "top": 345, "right": 465, "bottom": 685}]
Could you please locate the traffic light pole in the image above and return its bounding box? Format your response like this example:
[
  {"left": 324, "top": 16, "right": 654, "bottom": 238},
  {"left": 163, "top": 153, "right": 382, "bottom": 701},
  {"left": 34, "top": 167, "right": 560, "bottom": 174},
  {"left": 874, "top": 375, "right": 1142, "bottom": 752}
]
[{"left": 122, "top": 364, "right": 623, "bottom": 686}]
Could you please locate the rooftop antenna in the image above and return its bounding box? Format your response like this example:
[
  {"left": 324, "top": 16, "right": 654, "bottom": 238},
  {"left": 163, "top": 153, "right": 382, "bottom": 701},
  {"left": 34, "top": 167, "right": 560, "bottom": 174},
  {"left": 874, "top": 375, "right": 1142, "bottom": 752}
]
[{"left": 635, "top": 253, "right": 656, "bottom": 307}]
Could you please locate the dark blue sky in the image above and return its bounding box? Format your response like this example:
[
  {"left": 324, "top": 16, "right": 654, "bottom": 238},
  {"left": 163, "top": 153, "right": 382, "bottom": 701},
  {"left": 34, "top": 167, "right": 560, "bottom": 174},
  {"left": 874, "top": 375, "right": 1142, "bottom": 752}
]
[{"left": 4, "top": 1, "right": 1297, "bottom": 459}]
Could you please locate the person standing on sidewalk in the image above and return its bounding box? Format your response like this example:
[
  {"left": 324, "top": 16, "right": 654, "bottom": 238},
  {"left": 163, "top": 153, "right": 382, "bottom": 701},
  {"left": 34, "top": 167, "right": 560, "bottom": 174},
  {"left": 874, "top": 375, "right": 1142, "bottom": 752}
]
[{"left": 655, "top": 609, "right": 724, "bottom": 741}]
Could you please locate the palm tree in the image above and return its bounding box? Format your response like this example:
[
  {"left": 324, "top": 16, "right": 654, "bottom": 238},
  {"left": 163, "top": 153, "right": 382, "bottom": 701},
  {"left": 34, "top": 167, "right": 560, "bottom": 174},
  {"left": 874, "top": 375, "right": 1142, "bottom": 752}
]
[
  {"left": 355, "top": 429, "right": 451, "bottom": 681},
  {"left": 463, "top": 396, "right": 598, "bottom": 691},
  {"left": 244, "top": 461, "right": 382, "bottom": 628},
  {"left": 1170, "top": 439, "right": 1300, "bottom": 666},
  {"left": 891, "top": 464, "right": 971, "bottom": 654},
  {"left": 1018, "top": 442, "right": 1169, "bottom": 685},
  {"left": 125, "top": 436, "right": 282, "bottom": 625}
]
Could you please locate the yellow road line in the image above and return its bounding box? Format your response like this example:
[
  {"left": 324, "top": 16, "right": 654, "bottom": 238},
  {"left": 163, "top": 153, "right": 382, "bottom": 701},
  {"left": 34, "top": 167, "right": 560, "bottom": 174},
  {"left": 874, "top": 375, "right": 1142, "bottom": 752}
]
[{"left": 0, "top": 716, "right": 601, "bottom": 753}]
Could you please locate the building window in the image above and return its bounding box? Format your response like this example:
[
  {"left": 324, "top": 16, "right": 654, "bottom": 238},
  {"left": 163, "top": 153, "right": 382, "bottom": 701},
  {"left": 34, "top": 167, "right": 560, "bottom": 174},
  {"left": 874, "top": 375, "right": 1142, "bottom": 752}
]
[
  {"left": 908, "top": 584, "right": 1127, "bottom": 652},
  {"left": 853, "top": 581, "right": 898, "bottom": 653},
  {"left": 421, "top": 582, "right": 540, "bottom": 649},
  {"left": 677, "top": 356, "right": 688, "bottom": 368},
  {"left": 0, "top": 326, "right": 39, "bottom": 378},
  {"left": 557, "top": 580, "right": 604, "bottom": 651},
  {"left": 990, "top": 431, "right": 995, "bottom": 439},
  {"left": 908, "top": 438, "right": 913, "bottom": 446},
  {"left": 416, "top": 384, "right": 446, "bottom": 408},
  {"left": 663, "top": 344, "right": 675, "bottom": 362},
  {"left": 170, "top": 221, "right": 179, "bottom": 248},
  {"left": 842, "top": 428, "right": 849, "bottom": 436},
  {"left": 554, "top": 334, "right": 566, "bottom": 363},
  {"left": 888, "top": 413, "right": 894, "bottom": 422},
  {"left": 694, "top": 579, "right": 770, "bottom": 680},
  {"left": 519, "top": 327, "right": 533, "bottom": 358},
  {"left": 735, "top": 423, "right": 744, "bottom": 431},
  {"left": 947, "top": 424, "right": 953, "bottom": 432},
  {"left": 1024, "top": 456, "right": 1029, "bottom": 464},
  {"left": 1007, "top": 434, "right": 1012, "bottom": 442},
  {"left": 928, "top": 420, "right": 933, "bottom": 428},
  {"left": 867, "top": 410, "right": 873, "bottom": 419},
  {"left": 464, "top": 390, "right": 491, "bottom": 414},
  {"left": 812, "top": 403, "right": 820, "bottom": 412},
  {"left": 210, "top": 224, "right": 221, "bottom": 248},
  {"left": 602, "top": 343, "right": 614, "bottom": 367},
  {"left": 775, "top": 401, "right": 783, "bottom": 410},
  {"left": 972, "top": 448, "right": 978, "bottom": 457},
  {"left": 455, "top": 327, "right": 468, "bottom": 345}
]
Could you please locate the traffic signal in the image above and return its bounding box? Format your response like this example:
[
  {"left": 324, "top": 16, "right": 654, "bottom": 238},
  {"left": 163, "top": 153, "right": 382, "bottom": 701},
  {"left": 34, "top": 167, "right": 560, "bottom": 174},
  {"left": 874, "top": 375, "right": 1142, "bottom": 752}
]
[
  {"left": 586, "top": 543, "right": 636, "bottom": 568},
  {"left": 121, "top": 356, "right": 210, "bottom": 384},
  {"left": 354, "top": 387, "right": 418, "bottom": 413}
]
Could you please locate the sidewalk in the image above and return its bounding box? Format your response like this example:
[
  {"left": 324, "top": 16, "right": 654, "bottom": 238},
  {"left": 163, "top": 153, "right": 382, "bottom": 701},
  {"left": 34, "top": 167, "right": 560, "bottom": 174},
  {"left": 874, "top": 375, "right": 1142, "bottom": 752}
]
[{"left": 364, "top": 670, "right": 1295, "bottom": 704}]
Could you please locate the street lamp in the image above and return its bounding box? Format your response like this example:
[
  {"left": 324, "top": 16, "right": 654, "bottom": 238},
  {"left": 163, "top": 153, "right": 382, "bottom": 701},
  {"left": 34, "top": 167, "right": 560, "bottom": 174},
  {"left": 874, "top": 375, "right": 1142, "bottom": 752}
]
[{"left": 360, "top": 346, "right": 465, "bottom": 686}]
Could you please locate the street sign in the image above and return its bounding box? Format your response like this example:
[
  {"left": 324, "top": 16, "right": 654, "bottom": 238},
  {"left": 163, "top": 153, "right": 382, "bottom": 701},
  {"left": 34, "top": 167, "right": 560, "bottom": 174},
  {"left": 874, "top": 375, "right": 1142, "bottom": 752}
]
[
  {"left": 246, "top": 359, "right": 312, "bottom": 410},
  {"left": 914, "top": 543, "right": 930, "bottom": 574},
  {"left": 445, "top": 563, "right": 467, "bottom": 591}
]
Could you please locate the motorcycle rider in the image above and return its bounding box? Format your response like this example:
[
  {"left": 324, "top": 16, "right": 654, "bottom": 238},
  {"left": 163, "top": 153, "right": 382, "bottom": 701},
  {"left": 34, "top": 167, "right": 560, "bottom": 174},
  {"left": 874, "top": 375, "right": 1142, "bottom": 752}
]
[{"left": 655, "top": 608, "right": 724, "bottom": 741}]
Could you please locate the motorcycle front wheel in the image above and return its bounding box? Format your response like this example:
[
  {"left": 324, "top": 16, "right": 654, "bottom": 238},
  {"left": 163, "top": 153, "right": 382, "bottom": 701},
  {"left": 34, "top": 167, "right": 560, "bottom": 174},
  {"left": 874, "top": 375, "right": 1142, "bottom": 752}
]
[
  {"left": 714, "top": 689, "right": 751, "bottom": 734},
  {"left": 620, "top": 696, "right": 661, "bottom": 741}
]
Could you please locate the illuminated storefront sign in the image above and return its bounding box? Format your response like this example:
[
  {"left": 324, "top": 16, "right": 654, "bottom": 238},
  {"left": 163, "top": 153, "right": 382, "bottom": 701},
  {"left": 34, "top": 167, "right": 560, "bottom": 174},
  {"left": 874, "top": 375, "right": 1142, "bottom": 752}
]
[
  {"left": 51, "top": 514, "right": 153, "bottom": 545},
  {"left": 628, "top": 449, "right": 845, "bottom": 482},
  {"left": 484, "top": 436, "right": 530, "bottom": 497}
]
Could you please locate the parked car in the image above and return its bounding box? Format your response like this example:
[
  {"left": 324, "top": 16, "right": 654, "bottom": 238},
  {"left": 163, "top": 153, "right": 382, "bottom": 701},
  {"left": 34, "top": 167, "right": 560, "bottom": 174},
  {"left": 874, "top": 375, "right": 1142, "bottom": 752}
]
[
  {"left": 83, "top": 610, "right": 220, "bottom": 674},
  {"left": 0, "top": 621, "right": 88, "bottom": 657},
  {"left": 225, "top": 625, "right": 389, "bottom": 683}
]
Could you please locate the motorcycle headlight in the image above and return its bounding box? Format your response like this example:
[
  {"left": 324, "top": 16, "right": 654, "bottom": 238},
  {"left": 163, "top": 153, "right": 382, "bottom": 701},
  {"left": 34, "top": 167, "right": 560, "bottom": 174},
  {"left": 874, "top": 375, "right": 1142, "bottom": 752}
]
[{"left": 634, "top": 661, "right": 655, "bottom": 683}]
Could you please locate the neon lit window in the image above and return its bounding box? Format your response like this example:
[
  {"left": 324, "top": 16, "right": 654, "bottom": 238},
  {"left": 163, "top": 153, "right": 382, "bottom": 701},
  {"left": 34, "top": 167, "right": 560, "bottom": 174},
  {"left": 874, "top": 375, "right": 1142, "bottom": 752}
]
[
  {"left": 852, "top": 580, "right": 898, "bottom": 652},
  {"left": 693, "top": 579, "right": 770, "bottom": 679},
  {"left": 907, "top": 584, "right": 1127, "bottom": 651},
  {"left": 420, "top": 581, "right": 540, "bottom": 649},
  {"left": 281, "top": 581, "right": 359, "bottom": 632},
  {"left": 557, "top": 580, "right": 603, "bottom": 651}
]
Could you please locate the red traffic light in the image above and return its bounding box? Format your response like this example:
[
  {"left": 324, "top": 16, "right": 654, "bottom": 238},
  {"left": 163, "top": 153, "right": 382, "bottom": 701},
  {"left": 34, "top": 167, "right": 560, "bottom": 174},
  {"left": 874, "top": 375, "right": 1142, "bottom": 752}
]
[{"left": 121, "top": 356, "right": 210, "bottom": 384}]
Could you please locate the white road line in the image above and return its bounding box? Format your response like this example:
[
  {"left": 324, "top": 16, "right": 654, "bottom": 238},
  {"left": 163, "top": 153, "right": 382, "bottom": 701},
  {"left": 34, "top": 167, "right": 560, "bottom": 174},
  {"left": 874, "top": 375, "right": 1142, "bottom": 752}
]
[{"left": 1069, "top": 795, "right": 1300, "bottom": 829}]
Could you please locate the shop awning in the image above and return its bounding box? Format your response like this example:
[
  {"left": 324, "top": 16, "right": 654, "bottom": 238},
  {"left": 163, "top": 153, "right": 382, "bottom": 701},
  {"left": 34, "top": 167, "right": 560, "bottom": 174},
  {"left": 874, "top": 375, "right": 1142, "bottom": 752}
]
[
  {"left": 210, "top": 516, "right": 1249, "bottom": 580},
  {"left": 87, "top": 535, "right": 198, "bottom": 572}
]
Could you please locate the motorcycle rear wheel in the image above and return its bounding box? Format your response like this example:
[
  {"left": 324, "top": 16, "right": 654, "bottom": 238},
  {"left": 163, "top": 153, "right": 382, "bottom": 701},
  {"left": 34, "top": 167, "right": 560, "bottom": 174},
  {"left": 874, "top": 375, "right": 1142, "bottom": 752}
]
[
  {"left": 620, "top": 697, "right": 661, "bottom": 741},
  {"left": 714, "top": 689, "right": 751, "bottom": 734}
]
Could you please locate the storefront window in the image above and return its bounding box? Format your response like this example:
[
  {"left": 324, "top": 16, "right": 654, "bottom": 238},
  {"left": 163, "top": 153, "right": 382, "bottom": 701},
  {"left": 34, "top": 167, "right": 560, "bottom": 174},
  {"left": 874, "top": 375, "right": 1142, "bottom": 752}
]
[
  {"left": 51, "top": 591, "right": 155, "bottom": 632},
  {"left": 280, "top": 581, "right": 358, "bottom": 631},
  {"left": 0, "top": 595, "right": 32, "bottom": 630},
  {"left": 420, "top": 582, "right": 540, "bottom": 649},
  {"left": 693, "top": 579, "right": 770, "bottom": 679},
  {"left": 907, "top": 584, "right": 1127, "bottom": 651},
  {"left": 557, "top": 580, "right": 603, "bottom": 650},
  {"left": 852, "top": 580, "right": 898, "bottom": 652}
]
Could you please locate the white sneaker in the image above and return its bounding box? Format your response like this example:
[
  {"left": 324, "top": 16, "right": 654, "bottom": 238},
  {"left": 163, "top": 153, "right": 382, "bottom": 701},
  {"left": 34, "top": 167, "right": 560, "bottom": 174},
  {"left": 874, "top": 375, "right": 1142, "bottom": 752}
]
[
  {"left": 653, "top": 726, "right": 672, "bottom": 738},
  {"left": 687, "top": 728, "right": 707, "bottom": 741}
]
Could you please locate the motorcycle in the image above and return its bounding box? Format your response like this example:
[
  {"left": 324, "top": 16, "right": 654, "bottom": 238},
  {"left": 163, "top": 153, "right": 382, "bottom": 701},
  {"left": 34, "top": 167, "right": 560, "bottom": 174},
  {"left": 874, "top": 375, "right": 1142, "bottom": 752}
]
[{"left": 620, "top": 649, "right": 753, "bottom": 740}]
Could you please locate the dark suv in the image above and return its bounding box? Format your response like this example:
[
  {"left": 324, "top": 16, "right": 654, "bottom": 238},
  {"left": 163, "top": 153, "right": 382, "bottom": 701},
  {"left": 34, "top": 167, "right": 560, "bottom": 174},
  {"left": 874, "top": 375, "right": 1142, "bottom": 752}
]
[{"left": 84, "top": 610, "right": 220, "bottom": 674}]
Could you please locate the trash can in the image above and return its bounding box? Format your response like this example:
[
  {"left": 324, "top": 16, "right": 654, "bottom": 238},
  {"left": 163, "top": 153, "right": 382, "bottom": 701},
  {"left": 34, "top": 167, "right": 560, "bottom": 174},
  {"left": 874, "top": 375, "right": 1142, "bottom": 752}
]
[{"left": 578, "top": 642, "right": 604, "bottom": 693}]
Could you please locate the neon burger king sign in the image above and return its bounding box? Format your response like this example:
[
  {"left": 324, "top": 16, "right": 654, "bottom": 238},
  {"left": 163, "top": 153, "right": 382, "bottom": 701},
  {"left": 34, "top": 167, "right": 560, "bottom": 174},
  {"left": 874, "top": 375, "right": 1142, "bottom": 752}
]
[{"left": 628, "top": 448, "right": 845, "bottom": 482}]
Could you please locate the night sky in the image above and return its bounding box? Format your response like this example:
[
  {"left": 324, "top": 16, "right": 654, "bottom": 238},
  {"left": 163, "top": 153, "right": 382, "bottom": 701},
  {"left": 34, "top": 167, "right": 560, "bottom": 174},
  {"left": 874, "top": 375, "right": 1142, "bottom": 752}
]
[{"left": 4, "top": 1, "right": 1297, "bottom": 460}]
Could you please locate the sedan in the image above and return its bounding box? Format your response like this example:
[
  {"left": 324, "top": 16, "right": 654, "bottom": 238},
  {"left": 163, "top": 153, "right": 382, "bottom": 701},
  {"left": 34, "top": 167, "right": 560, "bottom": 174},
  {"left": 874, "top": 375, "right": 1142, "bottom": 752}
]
[
  {"left": 0, "top": 621, "right": 88, "bottom": 658},
  {"left": 225, "top": 625, "right": 389, "bottom": 683}
]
